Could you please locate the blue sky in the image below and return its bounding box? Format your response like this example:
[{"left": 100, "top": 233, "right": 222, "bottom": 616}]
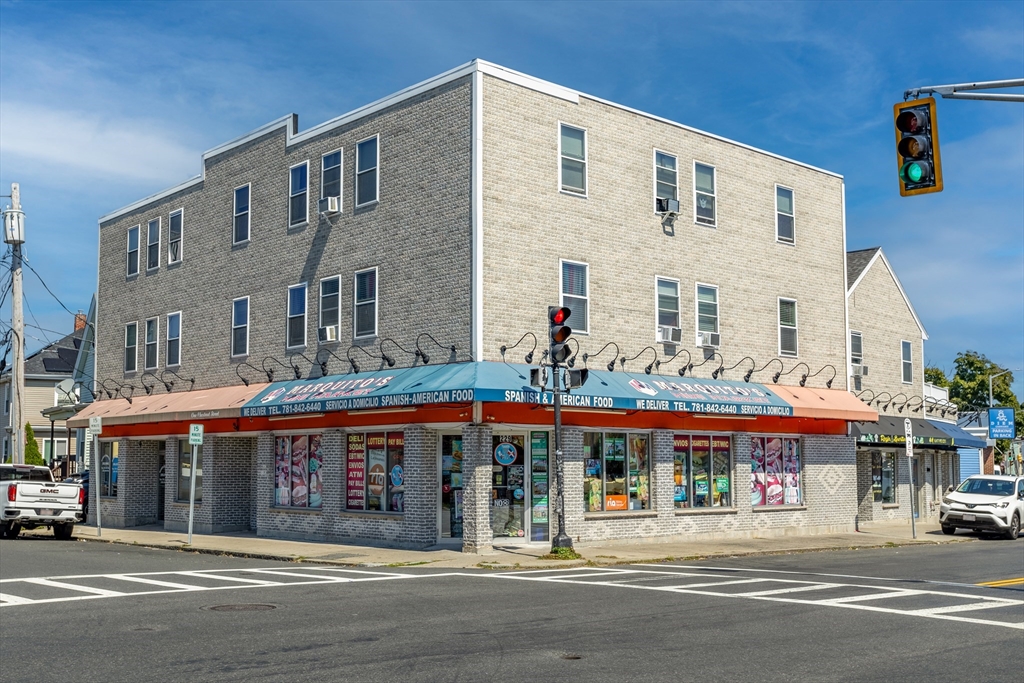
[{"left": 1, "top": 0, "right": 1022, "bottom": 398}]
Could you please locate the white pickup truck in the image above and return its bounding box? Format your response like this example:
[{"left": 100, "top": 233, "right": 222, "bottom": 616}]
[{"left": 1, "top": 464, "right": 85, "bottom": 539}]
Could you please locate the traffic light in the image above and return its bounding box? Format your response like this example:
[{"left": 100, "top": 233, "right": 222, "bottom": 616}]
[
  {"left": 548, "top": 306, "right": 572, "bottom": 364},
  {"left": 894, "top": 97, "right": 942, "bottom": 196},
  {"left": 565, "top": 368, "right": 590, "bottom": 390}
]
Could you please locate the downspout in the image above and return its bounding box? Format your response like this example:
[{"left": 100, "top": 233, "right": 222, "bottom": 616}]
[{"left": 471, "top": 64, "right": 484, "bottom": 363}]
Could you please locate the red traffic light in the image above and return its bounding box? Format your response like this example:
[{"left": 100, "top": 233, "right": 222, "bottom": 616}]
[
  {"left": 549, "top": 306, "right": 570, "bottom": 325},
  {"left": 895, "top": 109, "right": 928, "bottom": 134}
]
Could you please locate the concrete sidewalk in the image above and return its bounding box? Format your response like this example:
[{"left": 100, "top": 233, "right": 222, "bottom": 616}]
[{"left": 33, "top": 520, "right": 974, "bottom": 570}]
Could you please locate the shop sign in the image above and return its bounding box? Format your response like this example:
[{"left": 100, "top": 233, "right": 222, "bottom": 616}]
[
  {"left": 857, "top": 432, "right": 951, "bottom": 447},
  {"left": 715, "top": 476, "right": 730, "bottom": 493},
  {"left": 390, "top": 465, "right": 404, "bottom": 487},
  {"left": 346, "top": 435, "right": 365, "bottom": 509},
  {"left": 605, "top": 495, "right": 628, "bottom": 510},
  {"left": 989, "top": 408, "right": 1016, "bottom": 440}
]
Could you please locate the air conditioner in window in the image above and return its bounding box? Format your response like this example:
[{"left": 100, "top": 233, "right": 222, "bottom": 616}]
[
  {"left": 318, "top": 196, "right": 341, "bottom": 215},
  {"left": 317, "top": 325, "right": 338, "bottom": 343},
  {"left": 656, "top": 198, "right": 680, "bottom": 216},
  {"left": 852, "top": 364, "right": 868, "bottom": 377},
  {"left": 657, "top": 326, "right": 682, "bottom": 343},
  {"left": 696, "top": 331, "right": 721, "bottom": 348}
]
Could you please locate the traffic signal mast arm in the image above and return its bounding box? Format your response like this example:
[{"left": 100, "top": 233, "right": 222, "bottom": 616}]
[{"left": 905, "top": 79, "right": 1024, "bottom": 103}]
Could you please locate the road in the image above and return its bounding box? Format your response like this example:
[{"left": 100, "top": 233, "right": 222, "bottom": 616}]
[{"left": 1, "top": 536, "right": 1022, "bottom": 683}]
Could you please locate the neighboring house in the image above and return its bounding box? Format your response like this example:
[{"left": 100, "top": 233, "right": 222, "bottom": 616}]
[{"left": 72, "top": 60, "right": 876, "bottom": 549}]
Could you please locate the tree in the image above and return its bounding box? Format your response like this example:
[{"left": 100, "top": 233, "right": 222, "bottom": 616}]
[
  {"left": 23, "top": 423, "right": 45, "bottom": 466},
  {"left": 947, "top": 351, "right": 1022, "bottom": 462},
  {"left": 925, "top": 366, "right": 949, "bottom": 388}
]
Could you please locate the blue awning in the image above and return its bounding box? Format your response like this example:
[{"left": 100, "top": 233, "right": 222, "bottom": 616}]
[
  {"left": 928, "top": 419, "right": 987, "bottom": 449},
  {"left": 240, "top": 362, "right": 794, "bottom": 418}
]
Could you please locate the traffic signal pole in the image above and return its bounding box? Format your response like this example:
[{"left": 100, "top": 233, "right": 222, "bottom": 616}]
[
  {"left": 551, "top": 363, "right": 573, "bottom": 550},
  {"left": 904, "top": 79, "right": 1024, "bottom": 103}
]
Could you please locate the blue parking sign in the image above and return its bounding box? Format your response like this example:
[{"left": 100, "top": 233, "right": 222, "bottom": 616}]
[{"left": 988, "top": 408, "right": 1016, "bottom": 440}]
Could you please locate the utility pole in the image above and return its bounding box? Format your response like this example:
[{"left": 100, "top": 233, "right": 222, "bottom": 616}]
[{"left": 2, "top": 183, "right": 25, "bottom": 464}]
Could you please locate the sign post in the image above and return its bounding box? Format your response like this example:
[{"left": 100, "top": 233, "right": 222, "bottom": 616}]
[
  {"left": 187, "top": 423, "right": 203, "bottom": 545},
  {"left": 904, "top": 418, "right": 916, "bottom": 539},
  {"left": 89, "top": 416, "right": 102, "bottom": 538}
]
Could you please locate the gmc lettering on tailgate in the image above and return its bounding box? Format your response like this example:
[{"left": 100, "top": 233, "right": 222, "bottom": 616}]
[{"left": 40, "top": 488, "right": 60, "bottom": 493}]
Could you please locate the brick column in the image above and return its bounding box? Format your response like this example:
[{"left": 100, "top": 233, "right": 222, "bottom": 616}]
[
  {"left": 559, "top": 427, "right": 584, "bottom": 542},
  {"left": 401, "top": 425, "right": 438, "bottom": 545},
  {"left": 254, "top": 433, "right": 274, "bottom": 536},
  {"left": 652, "top": 431, "right": 675, "bottom": 517},
  {"left": 460, "top": 424, "right": 493, "bottom": 554}
]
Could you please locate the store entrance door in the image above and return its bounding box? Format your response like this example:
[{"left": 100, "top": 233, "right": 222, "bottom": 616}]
[
  {"left": 490, "top": 432, "right": 551, "bottom": 542},
  {"left": 440, "top": 435, "right": 464, "bottom": 540}
]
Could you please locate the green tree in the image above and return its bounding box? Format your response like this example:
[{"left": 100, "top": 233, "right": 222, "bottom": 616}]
[
  {"left": 947, "top": 351, "right": 1022, "bottom": 461},
  {"left": 23, "top": 423, "right": 45, "bottom": 466},
  {"left": 925, "top": 366, "right": 949, "bottom": 388}
]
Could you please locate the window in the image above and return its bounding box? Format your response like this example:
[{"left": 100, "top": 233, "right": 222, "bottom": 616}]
[
  {"left": 4, "top": 385, "right": 9, "bottom": 415},
  {"left": 43, "top": 439, "right": 68, "bottom": 462},
  {"left": 779, "top": 298, "right": 798, "bottom": 357},
  {"left": 776, "top": 185, "right": 794, "bottom": 243},
  {"left": 354, "top": 268, "right": 377, "bottom": 338},
  {"left": 559, "top": 124, "right": 587, "bottom": 195},
  {"left": 346, "top": 431, "right": 405, "bottom": 512},
  {"left": 674, "top": 435, "right": 732, "bottom": 508},
  {"left": 166, "top": 312, "right": 181, "bottom": 367},
  {"left": 583, "top": 432, "right": 651, "bottom": 511},
  {"left": 168, "top": 209, "right": 183, "bottom": 264},
  {"left": 750, "top": 437, "right": 801, "bottom": 507},
  {"left": 322, "top": 150, "right": 342, "bottom": 201},
  {"left": 144, "top": 317, "right": 159, "bottom": 369},
  {"left": 655, "top": 151, "right": 677, "bottom": 208},
  {"left": 124, "top": 322, "right": 138, "bottom": 373},
  {"left": 901, "top": 340, "right": 913, "bottom": 383},
  {"left": 177, "top": 439, "right": 201, "bottom": 502},
  {"left": 127, "top": 226, "right": 140, "bottom": 277},
  {"left": 233, "top": 184, "right": 250, "bottom": 244},
  {"left": 694, "top": 162, "right": 716, "bottom": 226},
  {"left": 851, "top": 331, "right": 863, "bottom": 365},
  {"left": 147, "top": 218, "right": 160, "bottom": 270},
  {"left": 560, "top": 260, "right": 589, "bottom": 333},
  {"left": 287, "top": 284, "right": 307, "bottom": 348},
  {"left": 356, "top": 136, "right": 379, "bottom": 206},
  {"left": 871, "top": 451, "right": 896, "bottom": 504},
  {"left": 100, "top": 441, "right": 118, "bottom": 497},
  {"left": 275, "top": 434, "right": 324, "bottom": 509},
  {"left": 696, "top": 284, "right": 719, "bottom": 335},
  {"left": 319, "top": 276, "right": 340, "bottom": 330},
  {"left": 656, "top": 277, "right": 679, "bottom": 328},
  {"left": 289, "top": 161, "right": 308, "bottom": 227},
  {"left": 231, "top": 297, "right": 249, "bottom": 357}
]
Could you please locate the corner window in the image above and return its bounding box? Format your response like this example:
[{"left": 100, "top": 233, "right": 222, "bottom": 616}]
[
  {"left": 124, "top": 322, "right": 138, "bottom": 373},
  {"left": 655, "top": 151, "right": 678, "bottom": 209},
  {"left": 322, "top": 150, "right": 342, "bottom": 201},
  {"left": 871, "top": 451, "right": 896, "bottom": 504},
  {"left": 694, "top": 162, "right": 716, "bottom": 226},
  {"left": 560, "top": 260, "right": 589, "bottom": 333},
  {"left": 231, "top": 297, "right": 249, "bottom": 357},
  {"left": 233, "top": 184, "right": 250, "bottom": 244},
  {"left": 901, "top": 340, "right": 913, "bottom": 383},
  {"left": 583, "top": 432, "right": 651, "bottom": 512},
  {"left": 696, "top": 284, "right": 719, "bottom": 335},
  {"left": 356, "top": 136, "right": 379, "bottom": 207},
  {"left": 674, "top": 435, "right": 732, "bottom": 508},
  {"left": 166, "top": 312, "right": 181, "bottom": 367},
  {"left": 559, "top": 124, "right": 587, "bottom": 195},
  {"left": 127, "top": 226, "right": 140, "bottom": 277},
  {"left": 147, "top": 218, "right": 160, "bottom": 270},
  {"left": 776, "top": 186, "right": 794, "bottom": 243},
  {"left": 319, "top": 276, "right": 340, "bottom": 330},
  {"left": 168, "top": 209, "right": 183, "bottom": 264},
  {"left": 287, "top": 283, "right": 307, "bottom": 348},
  {"left": 779, "top": 298, "right": 798, "bottom": 357},
  {"left": 354, "top": 268, "right": 377, "bottom": 338},
  {"left": 345, "top": 432, "right": 405, "bottom": 512},
  {"left": 289, "top": 161, "right": 308, "bottom": 227},
  {"left": 656, "top": 277, "right": 680, "bottom": 329},
  {"left": 275, "top": 435, "right": 324, "bottom": 509},
  {"left": 177, "top": 439, "right": 201, "bottom": 502},
  {"left": 750, "top": 437, "right": 801, "bottom": 506},
  {"left": 145, "top": 317, "right": 159, "bottom": 370}
]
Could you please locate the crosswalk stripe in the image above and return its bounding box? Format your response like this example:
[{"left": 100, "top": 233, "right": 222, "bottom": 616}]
[
  {"left": 820, "top": 590, "right": 923, "bottom": 603},
  {"left": 21, "top": 578, "right": 124, "bottom": 597},
  {"left": 244, "top": 569, "right": 352, "bottom": 581},
  {"left": 737, "top": 583, "right": 839, "bottom": 597},
  {"left": 179, "top": 572, "right": 281, "bottom": 585},
  {"left": 0, "top": 592, "right": 35, "bottom": 605},
  {"left": 912, "top": 601, "right": 1020, "bottom": 615},
  {"left": 108, "top": 575, "right": 206, "bottom": 590}
]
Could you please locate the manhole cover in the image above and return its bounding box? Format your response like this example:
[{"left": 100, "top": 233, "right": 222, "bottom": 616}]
[{"left": 207, "top": 604, "right": 277, "bottom": 612}]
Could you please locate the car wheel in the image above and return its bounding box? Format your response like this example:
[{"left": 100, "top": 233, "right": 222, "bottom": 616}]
[
  {"left": 3, "top": 522, "right": 21, "bottom": 539},
  {"left": 53, "top": 523, "right": 74, "bottom": 541},
  {"left": 941, "top": 525, "right": 956, "bottom": 536},
  {"left": 1004, "top": 513, "right": 1020, "bottom": 541}
]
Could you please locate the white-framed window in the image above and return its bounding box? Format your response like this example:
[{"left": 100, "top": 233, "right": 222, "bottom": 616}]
[
  {"left": 655, "top": 150, "right": 678, "bottom": 209},
  {"left": 901, "top": 340, "right": 913, "bottom": 384},
  {"left": 319, "top": 276, "right": 340, "bottom": 330},
  {"left": 289, "top": 161, "right": 309, "bottom": 227},
  {"left": 166, "top": 312, "right": 181, "bottom": 367},
  {"left": 656, "top": 277, "right": 680, "bottom": 329},
  {"left": 355, "top": 135, "right": 379, "bottom": 207},
  {"left": 776, "top": 185, "right": 794, "bottom": 244},
  {"left": 233, "top": 183, "right": 250, "bottom": 244},
  {"left": 144, "top": 317, "right": 159, "bottom": 370},
  {"left": 696, "top": 284, "right": 719, "bottom": 335},
  {"left": 287, "top": 283, "right": 307, "bottom": 349},
  {"left": 124, "top": 322, "right": 138, "bottom": 373},
  {"left": 321, "top": 150, "right": 342, "bottom": 201},
  {"left": 4, "top": 385, "right": 9, "bottom": 415},
  {"left": 779, "top": 298, "right": 798, "bottom": 357},
  {"left": 560, "top": 259, "right": 589, "bottom": 334},
  {"left": 231, "top": 297, "right": 249, "bottom": 357},
  {"left": 354, "top": 268, "right": 378, "bottom": 339},
  {"left": 127, "top": 226, "right": 140, "bottom": 277},
  {"left": 694, "top": 161, "right": 716, "bottom": 226},
  {"left": 168, "top": 208, "right": 183, "bottom": 264},
  {"left": 559, "top": 123, "right": 587, "bottom": 196},
  {"left": 146, "top": 218, "right": 161, "bottom": 271},
  {"left": 850, "top": 331, "right": 863, "bottom": 365}
]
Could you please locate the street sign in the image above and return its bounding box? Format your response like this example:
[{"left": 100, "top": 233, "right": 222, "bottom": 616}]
[
  {"left": 904, "top": 418, "right": 917, "bottom": 540},
  {"left": 988, "top": 408, "right": 1016, "bottom": 440},
  {"left": 904, "top": 418, "right": 913, "bottom": 459},
  {"left": 189, "top": 423, "right": 204, "bottom": 446},
  {"left": 89, "top": 416, "right": 102, "bottom": 434}
]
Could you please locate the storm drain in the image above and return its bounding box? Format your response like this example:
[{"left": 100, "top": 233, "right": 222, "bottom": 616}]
[{"left": 206, "top": 603, "right": 278, "bottom": 612}]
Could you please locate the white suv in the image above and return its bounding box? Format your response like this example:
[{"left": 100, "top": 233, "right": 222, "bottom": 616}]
[{"left": 939, "top": 475, "right": 1024, "bottom": 540}]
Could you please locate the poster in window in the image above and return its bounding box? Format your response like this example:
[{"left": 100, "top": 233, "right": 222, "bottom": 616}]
[
  {"left": 783, "top": 438, "right": 801, "bottom": 505},
  {"left": 275, "top": 437, "right": 291, "bottom": 506},
  {"left": 691, "top": 435, "right": 710, "bottom": 507},
  {"left": 765, "top": 438, "right": 784, "bottom": 506},
  {"left": 673, "top": 434, "right": 689, "bottom": 507},
  {"left": 750, "top": 437, "right": 766, "bottom": 507},
  {"left": 290, "top": 435, "right": 309, "bottom": 507},
  {"left": 387, "top": 432, "right": 405, "bottom": 512},
  {"left": 346, "top": 434, "right": 365, "bottom": 510},
  {"left": 308, "top": 434, "right": 323, "bottom": 509},
  {"left": 712, "top": 436, "right": 731, "bottom": 507},
  {"left": 871, "top": 451, "right": 882, "bottom": 502},
  {"left": 366, "top": 433, "right": 387, "bottom": 510}
]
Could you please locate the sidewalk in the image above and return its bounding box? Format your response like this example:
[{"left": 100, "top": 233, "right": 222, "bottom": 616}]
[{"left": 43, "top": 520, "right": 974, "bottom": 570}]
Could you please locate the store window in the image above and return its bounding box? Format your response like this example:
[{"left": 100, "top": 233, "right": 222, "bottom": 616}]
[
  {"left": 871, "top": 451, "right": 896, "bottom": 504},
  {"left": 583, "top": 432, "right": 650, "bottom": 512},
  {"left": 100, "top": 442, "right": 118, "bottom": 497},
  {"left": 177, "top": 439, "right": 201, "bottom": 502},
  {"left": 750, "top": 437, "right": 802, "bottom": 507},
  {"left": 345, "top": 432, "right": 404, "bottom": 512},
  {"left": 441, "top": 435, "right": 465, "bottom": 538},
  {"left": 168, "top": 208, "right": 183, "bottom": 264},
  {"left": 289, "top": 161, "right": 308, "bottom": 227},
  {"left": 274, "top": 434, "right": 324, "bottom": 508},
  {"left": 673, "top": 434, "right": 731, "bottom": 508}
]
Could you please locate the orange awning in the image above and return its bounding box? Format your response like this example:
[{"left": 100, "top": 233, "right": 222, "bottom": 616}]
[
  {"left": 67, "top": 383, "right": 270, "bottom": 429},
  {"left": 767, "top": 385, "right": 877, "bottom": 422}
]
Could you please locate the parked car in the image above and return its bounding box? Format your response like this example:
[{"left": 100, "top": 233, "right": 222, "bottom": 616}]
[
  {"left": 1, "top": 464, "right": 85, "bottom": 539},
  {"left": 939, "top": 475, "right": 1024, "bottom": 540},
  {"left": 64, "top": 470, "right": 89, "bottom": 516}
]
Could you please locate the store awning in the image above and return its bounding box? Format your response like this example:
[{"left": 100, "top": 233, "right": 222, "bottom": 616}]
[
  {"left": 851, "top": 415, "right": 954, "bottom": 447},
  {"left": 766, "top": 385, "right": 877, "bottom": 422},
  {"left": 927, "top": 420, "right": 987, "bottom": 449},
  {"left": 68, "top": 383, "right": 268, "bottom": 428}
]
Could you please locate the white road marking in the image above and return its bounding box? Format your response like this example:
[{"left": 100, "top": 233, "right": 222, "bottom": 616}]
[
  {"left": 109, "top": 575, "right": 207, "bottom": 591},
  {"left": 913, "top": 601, "right": 1021, "bottom": 615},
  {"left": 823, "top": 590, "right": 924, "bottom": 603},
  {"left": 0, "top": 592, "right": 34, "bottom": 605},
  {"left": 738, "top": 583, "right": 839, "bottom": 597},
  {"left": 177, "top": 572, "right": 281, "bottom": 585},
  {"left": 21, "top": 578, "right": 124, "bottom": 597}
]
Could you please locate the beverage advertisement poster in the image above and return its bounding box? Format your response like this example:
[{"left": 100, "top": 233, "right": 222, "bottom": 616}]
[
  {"left": 750, "top": 437, "right": 766, "bottom": 506},
  {"left": 346, "top": 434, "right": 365, "bottom": 510},
  {"left": 290, "top": 435, "right": 309, "bottom": 507},
  {"left": 366, "top": 433, "right": 387, "bottom": 510},
  {"left": 275, "top": 437, "right": 290, "bottom": 506},
  {"left": 783, "top": 438, "right": 801, "bottom": 505},
  {"left": 308, "top": 435, "right": 323, "bottom": 509},
  {"left": 765, "top": 438, "right": 784, "bottom": 506}
]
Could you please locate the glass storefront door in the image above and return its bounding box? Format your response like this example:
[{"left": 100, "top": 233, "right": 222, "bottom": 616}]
[
  {"left": 492, "top": 434, "right": 527, "bottom": 538},
  {"left": 440, "top": 435, "right": 464, "bottom": 539}
]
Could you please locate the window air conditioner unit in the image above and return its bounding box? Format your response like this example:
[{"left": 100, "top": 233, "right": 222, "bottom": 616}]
[
  {"left": 317, "top": 325, "right": 338, "bottom": 343},
  {"left": 696, "top": 331, "right": 721, "bottom": 348},
  {"left": 656, "top": 197, "right": 680, "bottom": 215},
  {"left": 318, "top": 196, "right": 341, "bottom": 215},
  {"left": 852, "top": 364, "right": 868, "bottom": 377},
  {"left": 657, "top": 326, "right": 682, "bottom": 343}
]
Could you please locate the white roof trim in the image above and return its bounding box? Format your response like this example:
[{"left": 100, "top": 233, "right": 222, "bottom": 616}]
[{"left": 847, "top": 248, "right": 928, "bottom": 340}]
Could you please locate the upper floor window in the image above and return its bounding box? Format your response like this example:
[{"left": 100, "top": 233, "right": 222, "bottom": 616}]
[
  {"left": 127, "top": 226, "right": 140, "bottom": 277},
  {"left": 696, "top": 284, "right": 719, "bottom": 339},
  {"left": 559, "top": 124, "right": 587, "bottom": 195},
  {"left": 124, "top": 322, "right": 138, "bottom": 373},
  {"left": 287, "top": 284, "right": 307, "bottom": 349},
  {"left": 560, "top": 260, "right": 589, "bottom": 334},
  {"left": 776, "top": 186, "right": 794, "bottom": 244},
  {"left": 655, "top": 151, "right": 678, "bottom": 209},
  {"left": 356, "top": 136, "right": 379, "bottom": 207},
  {"left": 233, "top": 184, "right": 251, "bottom": 244},
  {"left": 694, "top": 162, "right": 716, "bottom": 226},
  {"left": 851, "top": 331, "right": 863, "bottom": 365},
  {"left": 168, "top": 209, "right": 183, "bottom": 264},
  {"left": 656, "top": 277, "right": 680, "bottom": 329},
  {"left": 320, "top": 276, "right": 340, "bottom": 331},
  {"left": 231, "top": 297, "right": 249, "bottom": 357},
  {"left": 145, "top": 317, "right": 159, "bottom": 370},
  {"left": 289, "top": 161, "right": 308, "bottom": 227},
  {"left": 322, "top": 150, "right": 342, "bottom": 201},
  {"left": 354, "top": 268, "right": 377, "bottom": 338},
  {"left": 146, "top": 218, "right": 161, "bottom": 270},
  {"left": 901, "top": 340, "right": 913, "bottom": 384},
  {"left": 167, "top": 312, "right": 181, "bottom": 367},
  {"left": 779, "top": 298, "right": 798, "bottom": 357}
]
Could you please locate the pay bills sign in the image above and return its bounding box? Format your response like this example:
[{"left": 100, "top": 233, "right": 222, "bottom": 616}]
[{"left": 989, "top": 408, "right": 1016, "bottom": 440}]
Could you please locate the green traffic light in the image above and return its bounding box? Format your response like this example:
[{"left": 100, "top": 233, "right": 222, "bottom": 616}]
[{"left": 900, "top": 161, "right": 927, "bottom": 183}]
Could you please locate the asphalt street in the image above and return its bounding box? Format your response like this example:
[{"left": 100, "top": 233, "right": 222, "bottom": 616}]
[{"left": 2, "top": 537, "right": 1022, "bottom": 683}]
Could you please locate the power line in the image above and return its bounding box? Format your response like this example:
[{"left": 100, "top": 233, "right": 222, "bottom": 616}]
[
  {"left": 22, "top": 254, "right": 79, "bottom": 317},
  {"left": 23, "top": 295, "right": 53, "bottom": 345}
]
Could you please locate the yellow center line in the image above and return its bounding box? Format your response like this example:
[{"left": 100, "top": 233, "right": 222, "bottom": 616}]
[{"left": 977, "top": 577, "right": 1024, "bottom": 587}]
